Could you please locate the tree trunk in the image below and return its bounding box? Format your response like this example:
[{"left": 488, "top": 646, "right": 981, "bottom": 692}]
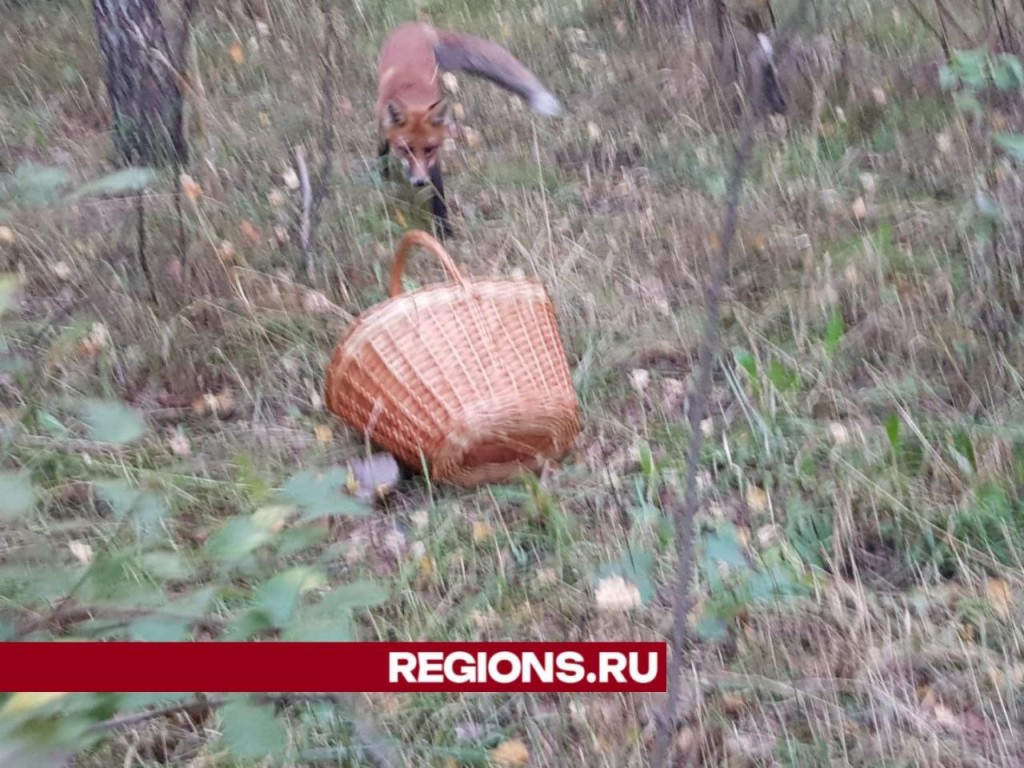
[{"left": 92, "top": 0, "right": 187, "bottom": 168}]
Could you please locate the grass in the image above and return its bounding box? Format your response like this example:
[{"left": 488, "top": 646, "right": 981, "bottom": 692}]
[{"left": 2, "top": 0, "right": 1024, "bottom": 765}]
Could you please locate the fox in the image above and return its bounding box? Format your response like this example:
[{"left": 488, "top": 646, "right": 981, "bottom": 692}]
[{"left": 375, "top": 21, "right": 562, "bottom": 238}]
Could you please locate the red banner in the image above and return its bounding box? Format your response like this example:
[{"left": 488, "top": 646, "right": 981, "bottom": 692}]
[{"left": 0, "top": 642, "right": 666, "bottom": 693}]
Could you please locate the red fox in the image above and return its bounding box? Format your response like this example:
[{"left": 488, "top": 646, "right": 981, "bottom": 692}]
[{"left": 375, "top": 22, "right": 562, "bottom": 238}]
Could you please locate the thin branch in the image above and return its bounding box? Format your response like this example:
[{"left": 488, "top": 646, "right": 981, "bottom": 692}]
[
  {"left": 649, "top": 110, "right": 758, "bottom": 768},
  {"left": 649, "top": 2, "right": 813, "bottom": 765},
  {"left": 91, "top": 692, "right": 398, "bottom": 768}
]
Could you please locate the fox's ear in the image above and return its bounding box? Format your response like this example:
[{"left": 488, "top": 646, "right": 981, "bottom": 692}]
[
  {"left": 427, "top": 97, "right": 453, "bottom": 126},
  {"left": 383, "top": 100, "right": 406, "bottom": 128}
]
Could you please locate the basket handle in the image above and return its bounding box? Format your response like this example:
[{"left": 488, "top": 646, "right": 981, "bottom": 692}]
[{"left": 388, "top": 230, "right": 466, "bottom": 297}]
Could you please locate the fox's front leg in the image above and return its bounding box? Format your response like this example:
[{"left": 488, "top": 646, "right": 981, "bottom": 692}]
[{"left": 429, "top": 164, "right": 453, "bottom": 239}]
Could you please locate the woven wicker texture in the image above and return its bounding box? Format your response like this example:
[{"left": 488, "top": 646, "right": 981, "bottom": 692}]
[{"left": 324, "top": 230, "right": 580, "bottom": 487}]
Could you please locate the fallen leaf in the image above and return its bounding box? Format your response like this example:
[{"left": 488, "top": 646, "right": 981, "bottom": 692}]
[
  {"left": 490, "top": 738, "right": 530, "bottom": 767},
  {"left": 441, "top": 72, "right": 459, "bottom": 94},
  {"left": 314, "top": 425, "right": 332, "bottom": 442},
  {"left": 267, "top": 189, "right": 286, "bottom": 207},
  {"left": 273, "top": 225, "right": 289, "bottom": 244},
  {"left": 472, "top": 520, "right": 492, "bottom": 543},
  {"left": 282, "top": 168, "right": 300, "bottom": 191},
  {"left": 462, "top": 126, "right": 483, "bottom": 148},
  {"left": 586, "top": 121, "right": 601, "bottom": 142},
  {"left": 215, "top": 240, "right": 236, "bottom": 263},
  {"left": 240, "top": 220, "right": 261, "bottom": 245},
  {"left": 68, "top": 540, "right": 93, "bottom": 565},
  {"left": 629, "top": 368, "right": 650, "bottom": 394},
  {"left": 594, "top": 574, "right": 642, "bottom": 612},
  {"left": 932, "top": 703, "right": 958, "bottom": 730},
  {"left": 192, "top": 389, "right": 236, "bottom": 418},
  {"left": 719, "top": 692, "right": 746, "bottom": 715},
  {"left": 851, "top": 197, "right": 867, "bottom": 220},
  {"left": 985, "top": 578, "right": 1012, "bottom": 620},
  {"left": 745, "top": 485, "right": 768, "bottom": 513},
  {"left": 0, "top": 226, "right": 15, "bottom": 245},
  {"left": 179, "top": 173, "right": 202, "bottom": 202},
  {"left": 51, "top": 261, "right": 72, "bottom": 281},
  {"left": 228, "top": 41, "right": 245, "bottom": 64},
  {"left": 828, "top": 422, "right": 850, "bottom": 445},
  {"left": 167, "top": 428, "right": 191, "bottom": 457},
  {"left": 395, "top": 210, "right": 407, "bottom": 227}
]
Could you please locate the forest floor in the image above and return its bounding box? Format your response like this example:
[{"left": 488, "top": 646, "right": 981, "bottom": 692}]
[{"left": 1, "top": 0, "right": 1024, "bottom": 765}]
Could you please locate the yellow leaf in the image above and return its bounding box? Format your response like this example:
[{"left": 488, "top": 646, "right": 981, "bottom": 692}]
[
  {"left": 490, "top": 738, "right": 530, "bottom": 766},
  {"left": 985, "top": 578, "right": 1012, "bottom": 620},
  {"left": 314, "top": 425, "right": 333, "bottom": 443},
  {"left": 471, "top": 520, "right": 492, "bottom": 543},
  {"left": 215, "top": 240, "right": 236, "bottom": 263},
  {"left": 179, "top": 173, "right": 202, "bottom": 202},
  {"left": 240, "top": 220, "right": 262, "bottom": 246},
  {"left": 419, "top": 555, "right": 435, "bottom": 579},
  {"left": 851, "top": 196, "right": 867, "bottom": 220},
  {"left": 395, "top": 210, "right": 407, "bottom": 227},
  {"left": 1, "top": 692, "right": 68, "bottom": 716},
  {"left": 745, "top": 485, "right": 768, "bottom": 513},
  {"left": 228, "top": 41, "right": 245, "bottom": 64}
]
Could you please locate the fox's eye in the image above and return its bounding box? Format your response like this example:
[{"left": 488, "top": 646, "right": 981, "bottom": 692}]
[{"left": 424, "top": 145, "right": 437, "bottom": 156}]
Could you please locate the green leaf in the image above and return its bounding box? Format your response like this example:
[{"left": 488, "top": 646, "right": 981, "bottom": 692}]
[
  {"left": 138, "top": 550, "right": 193, "bottom": 581},
  {"left": 128, "top": 617, "right": 192, "bottom": 641},
  {"left": 74, "top": 399, "right": 148, "bottom": 444},
  {"left": 950, "top": 49, "right": 989, "bottom": 91},
  {"left": 220, "top": 695, "right": 286, "bottom": 759},
  {"left": 204, "top": 516, "right": 275, "bottom": 563},
  {"left": 319, "top": 580, "right": 389, "bottom": 611},
  {"left": 732, "top": 347, "right": 758, "bottom": 380},
  {"left": 991, "top": 54, "right": 1024, "bottom": 91},
  {"left": 36, "top": 410, "right": 70, "bottom": 437},
  {"left": 884, "top": 413, "right": 902, "bottom": 454},
  {"left": 277, "top": 467, "right": 371, "bottom": 521},
  {"left": 596, "top": 549, "right": 656, "bottom": 604},
  {"left": 693, "top": 610, "right": 729, "bottom": 642},
  {"left": 638, "top": 440, "right": 654, "bottom": 482},
  {"left": 767, "top": 359, "right": 798, "bottom": 392},
  {"left": 7, "top": 162, "right": 72, "bottom": 205},
  {"left": 0, "top": 470, "right": 36, "bottom": 521},
  {"left": 938, "top": 65, "right": 958, "bottom": 91},
  {"left": 275, "top": 524, "right": 330, "bottom": 557},
  {"left": 66, "top": 167, "right": 156, "bottom": 201},
  {"left": 701, "top": 523, "right": 748, "bottom": 568},
  {"left": 993, "top": 133, "right": 1024, "bottom": 161},
  {"left": 953, "top": 93, "right": 983, "bottom": 118},
  {"left": 282, "top": 609, "right": 355, "bottom": 641},
  {"left": 824, "top": 309, "right": 844, "bottom": 356},
  {"left": 253, "top": 566, "right": 326, "bottom": 627},
  {"left": 94, "top": 480, "right": 169, "bottom": 543},
  {"left": 225, "top": 608, "right": 275, "bottom": 641}
]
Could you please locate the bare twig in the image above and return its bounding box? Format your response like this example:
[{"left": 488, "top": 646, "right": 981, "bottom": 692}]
[
  {"left": 649, "top": 111, "right": 758, "bottom": 768},
  {"left": 90, "top": 692, "right": 398, "bottom": 768},
  {"left": 649, "top": 2, "right": 812, "bottom": 766}
]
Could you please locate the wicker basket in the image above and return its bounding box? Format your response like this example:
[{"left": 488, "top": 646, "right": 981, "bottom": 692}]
[{"left": 324, "top": 230, "right": 580, "bottom": 487}]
